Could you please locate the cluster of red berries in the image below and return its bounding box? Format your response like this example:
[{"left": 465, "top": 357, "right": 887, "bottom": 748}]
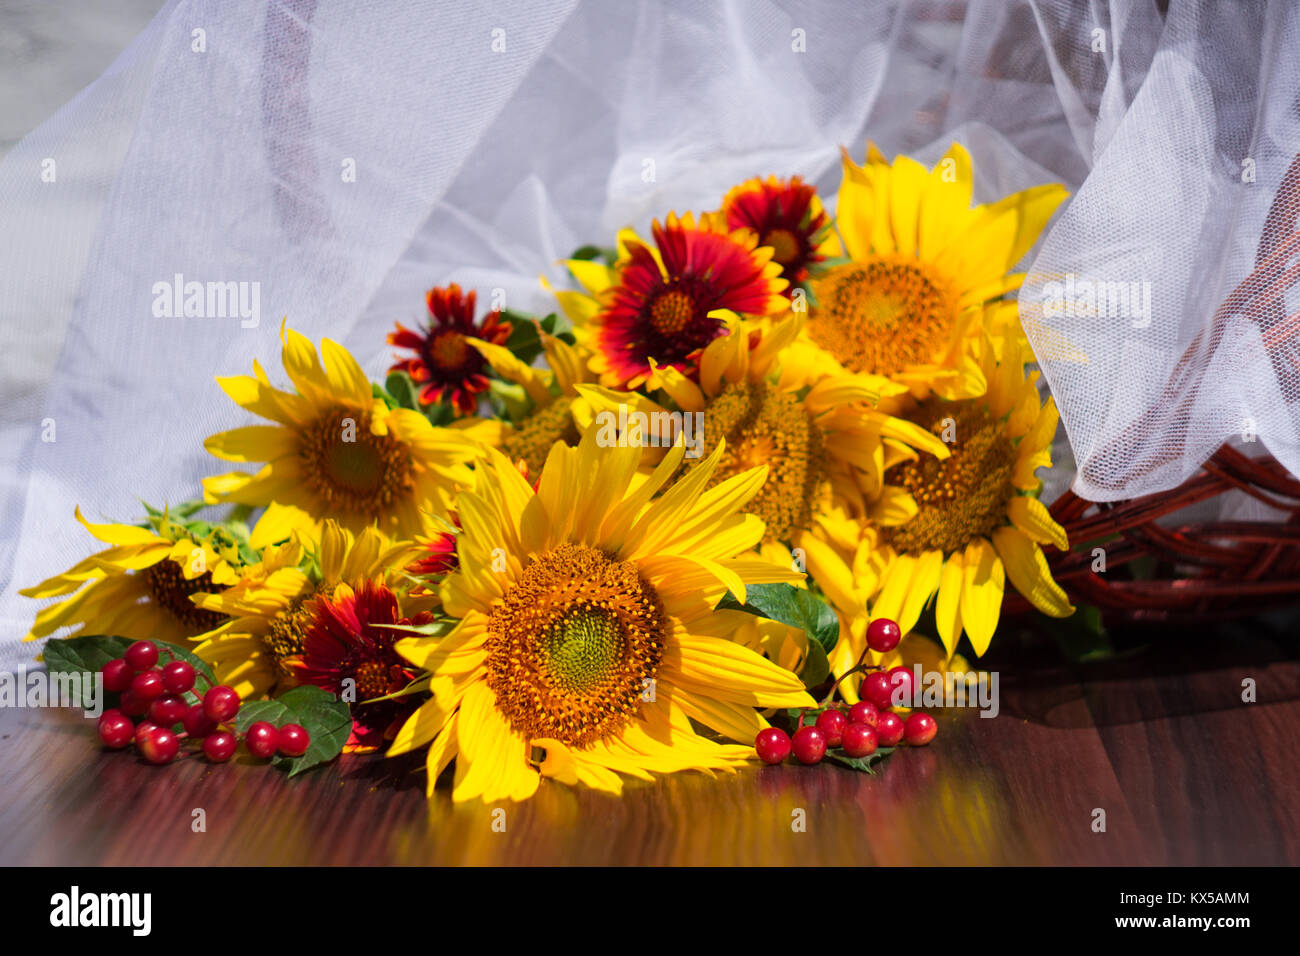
[
  {"left": 753, "top": 617, "right": 938, "bottom": 767},
  {"left": 94, "top": 640, "right": 310, "bottom": 765}
]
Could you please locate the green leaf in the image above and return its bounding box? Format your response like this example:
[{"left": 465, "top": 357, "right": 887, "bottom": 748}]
[
  {"left": 383, "top": 371, "right": 420, "bottom": 411},
  {"left": 823, "top": 747, "right": 895, "bottom": 775},
  {"left": 42, "top": 636, "right": 132, "bottom": 707},
  {"left": 797, "top": 638, "right": 831, "bottom": 689},
  {"left": 719, "top": 583, "right": 839, "bottom": 653},
  {"left": 502, "top": 313, "right": 544, "bottom": 366},
  {"left": 569, "top": 244, "right": 618, "bottom": 266},
  {"left": 234, "top": 685, "right": 352, "bottom": 777}
]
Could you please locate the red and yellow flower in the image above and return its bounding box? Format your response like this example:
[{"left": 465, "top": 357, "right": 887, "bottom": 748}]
[
  {"left": 556, "top": 212, "right": 788, "bottom": 390},
  {"left": 719, "top": 175, "right": 835, "bottom": 288},
  {"left": 388, "top": 283, "right": 512, "bottom": 414}
]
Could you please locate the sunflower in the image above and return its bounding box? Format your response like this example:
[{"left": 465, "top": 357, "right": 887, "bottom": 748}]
[
  {"left": 719, "top": 175, "right": 836, "bottom": 288},
  {"left": 202, "top": 322, "right": 483, "bottom": 541},
  {"left": 786, "top": 142, "right": 1067, "bottom": 400},
  {"left": 577, "top": 310, "right": 949, "bottom": 648},
  {"left": 459, "top": 323, "right": 597, "bottom": 479},
  {"left": 191, "top": 520, "right": 413, "bottom": 700},
  {"left": 856, "top": 336, "right": 1074, "bottom": 665},
  {"left": 20, "top": 508, "right": 243, "bottom": 646},
  {"left": 556, "top": 212, "right": 788, "bottom": 390},
  {"left": 387, "top": 428, "right": 815, "bottom": 801},
  {"left": 388, "top": 283, "right": 512, "bottom": 415}
]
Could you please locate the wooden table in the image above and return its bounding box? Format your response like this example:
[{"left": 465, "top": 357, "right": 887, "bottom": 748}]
[{"left": 3, "top": 622, "right": 1298, "bottom": 866}]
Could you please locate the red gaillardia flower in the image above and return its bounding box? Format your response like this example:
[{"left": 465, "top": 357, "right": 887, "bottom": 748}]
[
  {"left": 388, "top": 284, "right": 512, "bottom": 414},
  {"left": 721, "top": 175, "right": 834, "bottom": 288},
  {"left": 294, "top": 579, "right": 429, "bottom": 749},
  {"left": 579, "top": 212, "right": 787, "bottom": 389}
]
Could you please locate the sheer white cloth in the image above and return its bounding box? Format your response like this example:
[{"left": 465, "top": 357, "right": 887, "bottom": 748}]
[{"left": 2, "top": 0, "right": 1295, "bottom": 669}]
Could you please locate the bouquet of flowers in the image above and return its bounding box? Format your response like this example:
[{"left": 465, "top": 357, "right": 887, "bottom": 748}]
[{"left": 23, "top": 143, "right": 1077, "bottom": 800}]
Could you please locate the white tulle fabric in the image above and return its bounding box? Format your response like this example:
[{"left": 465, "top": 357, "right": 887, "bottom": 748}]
[{"left": 1, "top": 0, "right": 1295, "bottom": 668}]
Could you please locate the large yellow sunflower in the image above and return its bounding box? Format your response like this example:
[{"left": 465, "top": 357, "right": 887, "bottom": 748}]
[
  {"left": 202, "top": 322, "right": 484, "bottom": 543},
  {"left": 191, "top": 520, "right": 414, "bottom": 700},
  {"left": 785, "top": 142, "right": 1067, "bottom": 400},
  {"left": 387, "top": 428, "right": 815, "bottom": 801},
  {"left": 577, "top": 309, "right": 949, "bottom": 660},
  {"left": 856, "top": 335, "right": 1074, "bottom": 665},
  {"left": 20, "top": 508, "right": 244, "bottom": 646}
]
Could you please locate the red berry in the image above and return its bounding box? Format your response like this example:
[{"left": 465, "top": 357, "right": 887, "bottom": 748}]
[
  {"left": 887, "top": 665, "right": 916, "bottom": 709},
  {"left": 866, "top": 617, "right": 902, "bottom": 653},
  {"left": 130, "top": 669, "right": 165, "bottom": 701},
  {"left": 182, "top": 703, "right": 219, "bottom": 738},
  {"left": 245, "top": 721, "right": 279, "bottom": 759},
  {"left": 753, "top": 727, "right": 791, "bottom": 765},
  {"left": 791, "top": 726, "right": 827, "bottom": 765},
  {"left": 202, "top": 731, "right": 238, "bottom": 763},
  {"left": 139, "top": 727, "right": 180, "bottom": 765},
  {"left": 101, "top": 658, "right": 134, "bottom": 693},
  {"left": 277, "top": 723, "right": 311, "bottom": 757},
  {"left": 149, "top": 694, "right": 189, "bottom": 727},
  {"left": 876, "top": 711, "right": 905, "bottom": 747},
  {"left": 904, "top": 711, "right": 938, "bottom": 746},
  {"left": 123, "top": 640, "right": 159, "bottom": 671},
  {"left": 133, "top": 721, "right": 159, "bottom": 748},
  {"left": 202, "top": 685, "right": 241, "bottom": 722},
  {"left": 97, "top": 713, "right": 134, "bottom": 749},
  {"left": 841, "top": 722, "right": 879, "bottom": 758},
  {"left": 97, "top": 708, "right": 124, "bottom": 727},
  {"left": 847, "top": 700, "right": 879, "bottom": 727},
  {"left": 862, "top": 671, "right": 894, "bottom": 711},
  {"left": 119, "top": 690, "right": 150, "bottom": 717},
  {"left": 815, "top": 709, "right": 848, "bottom": 748},
  {"left": 161, "top": 660, "right": 196, "bottom": 695}
]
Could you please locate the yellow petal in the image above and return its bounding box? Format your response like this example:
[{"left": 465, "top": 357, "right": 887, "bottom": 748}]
[
  {"left": 992, "top": 526, "right": 1075, "bottom": 618},
  {"left": 1006, "top": 495, "right": 1069, "bottom": 551},
  {"left": 960, "top": 537, "right": 1004, "bottom": 656}
]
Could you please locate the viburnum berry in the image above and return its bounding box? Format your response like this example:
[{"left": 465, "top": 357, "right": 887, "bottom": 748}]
[
  {"left": 244, "top": 721, "right": 279, "bottom": 759},
  {"left": 202, "top": 731, "right": 238, "bottom": 763},
  {"left": 202, "top": 685, "right": 241, "bottom": 722},
  {"left": 887, "top": 665, "right": 916, "bottom": 710},
  {"left": 791, "top": 725, "right": 827, "bottom": 765},
  {"left": 862, "top": 671, "right": 894, "bottom": 711},
  {"left": 131, "top": 669, "right": 166, "bottom": 701},
  {"left": 847, "top": 700, "right": 879, "bottom": 727},
  {"left": 133, "top": 721, "right": 159, "bottom": 748},
  {"left": 875, "top": 711, "right": 905, "bottom": 747},
  {"left": 119, "top": 690, "right": 150, "bottom": 717},
  {"left": 161, "top": 660, "right": 196, "bottom": 695},
  {"left": 841, "top": 722, "right": 879, "bottom": 758},
  {"left": 149, "top": 694, "right": 189, "bottom": 727},
  {"left": 815, "top": 709, "right": 848, "bottom": 748},
  {"left": 123, "top": 640, "right": 159, "bottom": 672},
  {"left": 182, "top": 703, "right": 219, "bottom": 738},
  {"left": 866, "top": 617, "right": 902, "bottom": 653},
  {"left": 97, "top": 712, "right": 134, "bottom": 749},
  {"left": 139, "top": 727, "right": 180, "bottom": 765},
  {"left": 903, "top": 711, "right": 938, "bottom": 746},
  {"left": 754, "top": 727, "right": 791, "bottom": 765},
  {"left": 278, "top": 723, "right": 311, "bottom": 758},
  {"left": 101, "top": 658, "right": 134, "bottom": 693}
]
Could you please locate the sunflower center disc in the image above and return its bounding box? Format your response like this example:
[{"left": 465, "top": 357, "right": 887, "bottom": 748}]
[
  {"left": 143, "top": 559, "right": 228, "bottom": 632},
  {"left": 485, "top": 543, "right": 666, "bottom": 748},
  {"left": 299, "top": 406, "right": 414, "bottom": 516},
  {"left": 881, "top": 399, "right": 1016, "bottom": 554},
  {"left": 699, "top": 382, "right": 827, "bottom": 542},
  {"left": 500, "top": 397, "right": 580, "bottom": 479},
  {"left": 809, "top": 256, "right": 953, "bottom": 375}
]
